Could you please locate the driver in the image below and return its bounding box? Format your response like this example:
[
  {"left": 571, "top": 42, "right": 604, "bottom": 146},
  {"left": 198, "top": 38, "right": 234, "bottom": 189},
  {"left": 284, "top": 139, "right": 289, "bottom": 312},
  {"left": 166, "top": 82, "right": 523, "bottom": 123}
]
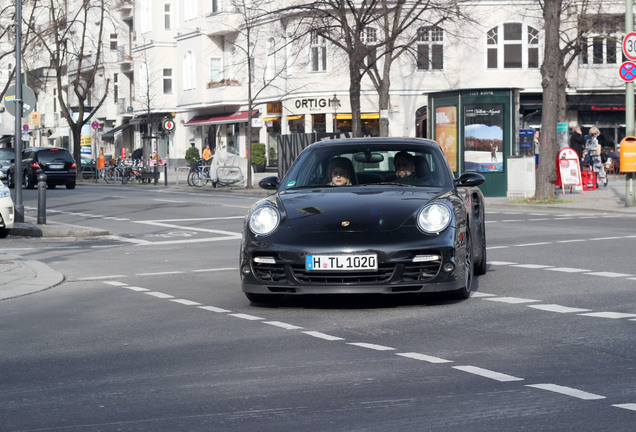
[{"left": 393, "top": 151, "right": 416, "bottom": 179}]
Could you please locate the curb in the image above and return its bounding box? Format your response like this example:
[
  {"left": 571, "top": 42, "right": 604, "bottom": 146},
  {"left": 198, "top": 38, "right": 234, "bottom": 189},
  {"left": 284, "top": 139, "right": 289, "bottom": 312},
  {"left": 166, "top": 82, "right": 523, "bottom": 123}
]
[{"left": 9, "top": 222, "right": 110, "bottom": 238}]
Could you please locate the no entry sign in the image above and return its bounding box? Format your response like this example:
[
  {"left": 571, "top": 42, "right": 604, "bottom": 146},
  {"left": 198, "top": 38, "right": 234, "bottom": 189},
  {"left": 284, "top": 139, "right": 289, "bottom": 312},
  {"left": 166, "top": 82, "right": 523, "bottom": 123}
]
[{"left": 619, "top": 61, "right": 636, "bottom": 82}]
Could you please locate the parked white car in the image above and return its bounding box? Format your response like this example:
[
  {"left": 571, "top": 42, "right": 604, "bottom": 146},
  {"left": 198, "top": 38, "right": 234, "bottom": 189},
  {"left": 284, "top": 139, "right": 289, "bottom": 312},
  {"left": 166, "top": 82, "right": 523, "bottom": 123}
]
[{"left": 0, "top": 171, "right": 14, "bottom": 238}]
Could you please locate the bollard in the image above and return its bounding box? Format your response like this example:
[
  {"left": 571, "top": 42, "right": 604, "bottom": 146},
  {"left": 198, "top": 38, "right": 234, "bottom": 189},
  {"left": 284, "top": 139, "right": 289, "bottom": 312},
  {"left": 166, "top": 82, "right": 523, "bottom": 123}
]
[
  {"left": 164, "top": 164, "right": 168, "bottom": 186},
  {"left": 154, "top": 164, "right": 158, "bottom": 186},
  {"left": 37, "top": 172, "right": 47, "bottom": 225}
]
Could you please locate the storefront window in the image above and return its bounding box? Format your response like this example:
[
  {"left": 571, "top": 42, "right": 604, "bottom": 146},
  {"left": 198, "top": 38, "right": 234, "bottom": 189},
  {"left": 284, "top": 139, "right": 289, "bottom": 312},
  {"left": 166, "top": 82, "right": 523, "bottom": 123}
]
[{"left": 312, "top": 114, "right": 326, "bottom": 133}]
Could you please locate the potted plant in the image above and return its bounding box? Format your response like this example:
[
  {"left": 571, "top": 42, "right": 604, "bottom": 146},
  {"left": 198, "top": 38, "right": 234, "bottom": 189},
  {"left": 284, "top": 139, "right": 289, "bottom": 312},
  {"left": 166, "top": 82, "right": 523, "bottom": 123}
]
[{"left": 251, "top": 143, "right": 266, "bottom": 172}]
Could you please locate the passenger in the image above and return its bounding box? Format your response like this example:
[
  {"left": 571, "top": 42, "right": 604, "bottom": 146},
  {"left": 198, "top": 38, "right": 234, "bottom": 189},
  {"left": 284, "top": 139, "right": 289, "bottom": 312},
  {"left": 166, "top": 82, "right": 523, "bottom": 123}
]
[
  {"left": 327, "top": 158, "right": 353, "bottom": 186},
  {"left": 393, "top": 151, "right": 416, "bottom": 179}
]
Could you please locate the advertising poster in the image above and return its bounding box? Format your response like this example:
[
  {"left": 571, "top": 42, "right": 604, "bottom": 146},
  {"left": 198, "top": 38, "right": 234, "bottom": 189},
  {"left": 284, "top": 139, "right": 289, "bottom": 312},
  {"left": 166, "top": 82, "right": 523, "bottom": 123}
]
[
  {"left": 464, "top": 104, "right": 504, "bottom": 172},
  {"left": 435, "top": 106, "right": 457, "bottom": 172}
]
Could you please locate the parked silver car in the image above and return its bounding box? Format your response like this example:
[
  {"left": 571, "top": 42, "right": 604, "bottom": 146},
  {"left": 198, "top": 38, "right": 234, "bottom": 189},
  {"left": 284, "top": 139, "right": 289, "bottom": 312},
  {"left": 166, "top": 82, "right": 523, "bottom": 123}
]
[{"left": 0, "top": 172, "right": 15, "bottom": 238}]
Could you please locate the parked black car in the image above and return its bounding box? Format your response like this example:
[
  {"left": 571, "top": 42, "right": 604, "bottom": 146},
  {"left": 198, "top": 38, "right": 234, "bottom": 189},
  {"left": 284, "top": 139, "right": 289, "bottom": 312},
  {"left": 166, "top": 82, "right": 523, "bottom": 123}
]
[
  {"left": 80, "top": 154, "right": 97, "bottom": 179},
  {"left": 7, "top": 147, "right": 77, "bottom": 189}
]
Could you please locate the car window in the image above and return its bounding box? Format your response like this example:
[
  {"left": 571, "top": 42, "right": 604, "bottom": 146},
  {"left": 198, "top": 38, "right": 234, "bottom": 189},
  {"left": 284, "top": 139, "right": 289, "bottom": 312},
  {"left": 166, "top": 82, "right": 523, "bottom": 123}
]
[
  {"left": 37, "top": 149, "right": 74, "bottom": 163},
  {"left": 0, "top": 149, "right": 14, "bottom": 159},
  {"left": 283, "top": 144, "right": 449, "bottom": 189}
]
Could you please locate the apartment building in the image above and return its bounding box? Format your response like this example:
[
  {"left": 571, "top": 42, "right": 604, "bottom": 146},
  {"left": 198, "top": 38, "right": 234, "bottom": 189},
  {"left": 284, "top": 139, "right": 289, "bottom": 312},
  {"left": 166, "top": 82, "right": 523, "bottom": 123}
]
[{"left": 1, "top": 0, "right": 631, "bottom": 171}]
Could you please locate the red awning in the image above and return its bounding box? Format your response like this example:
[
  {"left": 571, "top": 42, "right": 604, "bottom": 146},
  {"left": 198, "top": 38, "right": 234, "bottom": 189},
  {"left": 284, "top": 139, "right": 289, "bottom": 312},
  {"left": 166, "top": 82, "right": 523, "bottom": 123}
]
[{"left": 185, "top": 110, "right": 258, "bottom": 126}]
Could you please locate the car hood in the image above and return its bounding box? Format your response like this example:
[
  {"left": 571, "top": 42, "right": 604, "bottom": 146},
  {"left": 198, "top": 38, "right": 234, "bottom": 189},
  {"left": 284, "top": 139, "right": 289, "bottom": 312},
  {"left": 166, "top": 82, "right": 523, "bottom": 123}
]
[{"left": 278, "top": 188, "right": 443, "bottom": 233}]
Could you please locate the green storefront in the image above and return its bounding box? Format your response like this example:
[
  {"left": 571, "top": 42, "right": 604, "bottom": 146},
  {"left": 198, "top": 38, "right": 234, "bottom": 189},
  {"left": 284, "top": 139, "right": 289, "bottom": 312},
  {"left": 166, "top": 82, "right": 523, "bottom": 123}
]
[{"left": 428, "top": 89, "right": 520, "bottom": 197}]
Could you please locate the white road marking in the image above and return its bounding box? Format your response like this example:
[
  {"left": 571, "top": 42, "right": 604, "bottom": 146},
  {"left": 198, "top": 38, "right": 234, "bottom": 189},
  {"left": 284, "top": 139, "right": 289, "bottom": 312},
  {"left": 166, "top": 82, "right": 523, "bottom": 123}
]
[
  {"left": 103, "top": 281, "right": 128, "bottom": 286},
  {"left": 527, "top": 304, "right": 591, "bottom": 314},
  {"left": 396, "top": 352, "right": 452, "bottom": 364},
  {"left": 511, "top": 264, "right": 554, "bottom": 269},
  {"left": 556, "top": 239, "right": 587, "bottom": 243},
  {"left": 264, "top": 321, "right": 304, "bottom": 330},
  {"left": 302, "top": 331, "right": 344, "bottom": 341},
  {"left": 192, "top": 267, "right": 237, "bottom": 273},
  {"left": 78, "top": 275, "right": 127, "bottom": 280},
  {"left": 453, "top": 366, "right": 523, "bottom": 382},
  {"left": 144, "top": 291, "right": 174, "bottom": 299},
  {"left": 136, "top": 271, "right": 184, "bottom": 276},
  {"left": 170, "top": 299, "right": 202, "bottom": 306},
  {"left": 347, "top": 342, "right": 395, "bottom": 351},
  {"left": 198, "top": 306, "right": 232, "bottom": 313},
  {"left": 547, "top": 267, "right": 591, "bottom": 273},
  {"left": 526, "top": 384, "right": 605, "bottom": 400},
  {"left": 485, "top": 297, "right": 540, "bottom": 304},
  {"left": 229, "top": 313, "right": 263, "bottom": 321},
  {"left": 488, "top": 261, "right": 518, "bottom": 265},
  {"left": 470, "top": 292, "right": 497, "bottom": 298},
  {"left": 613, "top": 403, "right": 636, "bottom": 411},
  {"left": 514, "top": 242, "right": 551, "bottom": 247},
  {"left": 584, "top": 271, "right": 634, "bottom": 278},
  {"left": 153, "top": 199, "right": 185, "bottom": 203},
  {"left": 123, "top": 286, "right": 150, "bottom": 292},
  {"left": 578, "top": 312, "right": 636, "bottom": 319}
]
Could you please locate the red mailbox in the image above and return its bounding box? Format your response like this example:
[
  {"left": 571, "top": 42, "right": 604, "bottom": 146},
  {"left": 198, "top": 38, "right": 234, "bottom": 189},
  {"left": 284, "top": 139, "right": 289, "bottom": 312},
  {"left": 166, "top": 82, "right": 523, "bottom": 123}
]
[{"left": 620, "top": 136, "right": 636, "bottom": 172}]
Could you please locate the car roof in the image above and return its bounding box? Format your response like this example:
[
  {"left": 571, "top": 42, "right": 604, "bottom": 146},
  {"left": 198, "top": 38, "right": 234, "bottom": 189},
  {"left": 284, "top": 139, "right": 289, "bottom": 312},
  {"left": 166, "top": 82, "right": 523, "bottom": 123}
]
[{"left": 307, "top": 137, "right": 439, "bottom": 150}]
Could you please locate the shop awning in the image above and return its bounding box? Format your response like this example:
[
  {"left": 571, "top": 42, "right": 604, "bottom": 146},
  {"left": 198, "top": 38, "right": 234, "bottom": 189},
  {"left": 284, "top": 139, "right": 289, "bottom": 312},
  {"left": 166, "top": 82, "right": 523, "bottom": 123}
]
[
  {"left": 262, "top": 116, "right": 281, "bottom": 121},
  {"left": 185, "top": 110, "right": 258, "bottom": 126},
  {"left": 336, "top": 112, "right": 380, "bottom": 120},
  {"left": 285, "top": 115, "right": 304, "bottom": 120},
  {"left": 102, "top": 123, "right": 132, "bottom": 141}
]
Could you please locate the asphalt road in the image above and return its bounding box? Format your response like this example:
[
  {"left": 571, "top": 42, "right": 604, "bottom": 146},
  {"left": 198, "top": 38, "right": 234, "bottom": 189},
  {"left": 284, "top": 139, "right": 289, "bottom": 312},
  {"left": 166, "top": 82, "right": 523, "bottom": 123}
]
[{"left": 1, "top": 184, "right": 635, "bottom": 431}]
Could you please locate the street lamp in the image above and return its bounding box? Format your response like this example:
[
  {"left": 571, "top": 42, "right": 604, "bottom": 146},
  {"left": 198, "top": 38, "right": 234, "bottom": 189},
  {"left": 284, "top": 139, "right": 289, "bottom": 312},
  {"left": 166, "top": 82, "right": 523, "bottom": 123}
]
[{"left": 330, "top": 93, "right": 340, "bottom": 134}]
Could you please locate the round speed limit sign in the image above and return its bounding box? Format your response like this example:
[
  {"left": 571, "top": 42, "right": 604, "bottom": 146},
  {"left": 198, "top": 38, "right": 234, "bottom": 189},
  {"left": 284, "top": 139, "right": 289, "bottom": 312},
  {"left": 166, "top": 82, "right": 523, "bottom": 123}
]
[{"left": 623, "top": 32, "right": 636, "bottom": 61}]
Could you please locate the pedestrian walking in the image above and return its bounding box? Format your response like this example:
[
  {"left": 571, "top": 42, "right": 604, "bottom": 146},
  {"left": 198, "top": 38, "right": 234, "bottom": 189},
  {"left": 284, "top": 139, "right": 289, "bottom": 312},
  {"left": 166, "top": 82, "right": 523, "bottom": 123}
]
[
  {"left": 570, "top": 125, "right": 585, "bottom": 160},
  {"left": 588, "top": 126, "right": 607, "bottom": 188}
]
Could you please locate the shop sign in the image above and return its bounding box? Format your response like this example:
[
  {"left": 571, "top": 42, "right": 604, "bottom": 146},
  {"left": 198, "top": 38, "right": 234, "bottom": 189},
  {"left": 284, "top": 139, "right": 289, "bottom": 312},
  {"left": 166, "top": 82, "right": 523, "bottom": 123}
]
[
  {"left": 293, "top": 97, "right": 329, "bottom": 111},
  {"left": 555, "top": 147, "right": 582, "bottom": 194}
]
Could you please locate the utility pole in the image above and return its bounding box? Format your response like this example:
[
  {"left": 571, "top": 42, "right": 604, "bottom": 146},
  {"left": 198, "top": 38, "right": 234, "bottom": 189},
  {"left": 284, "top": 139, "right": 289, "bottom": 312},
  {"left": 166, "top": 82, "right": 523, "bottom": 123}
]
[
  {"left": 14, "top": 0, "right": 24, "bottom": 222},
  {"left": 627, "top": 0, "right": 635, "bottom": 207}
]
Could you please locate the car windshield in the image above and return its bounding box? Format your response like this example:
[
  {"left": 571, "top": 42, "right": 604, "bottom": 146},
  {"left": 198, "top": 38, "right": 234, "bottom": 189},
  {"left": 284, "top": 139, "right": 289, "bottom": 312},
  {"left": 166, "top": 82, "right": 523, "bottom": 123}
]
[
  {"left": 0, "top": 149, "right": 14, "bottom": 160},
  {"left": 37, "top": 149, "right": 73, "bottom": 164},
  {"left": 282, "top": 143, "right": 451, "bottom": 190}
]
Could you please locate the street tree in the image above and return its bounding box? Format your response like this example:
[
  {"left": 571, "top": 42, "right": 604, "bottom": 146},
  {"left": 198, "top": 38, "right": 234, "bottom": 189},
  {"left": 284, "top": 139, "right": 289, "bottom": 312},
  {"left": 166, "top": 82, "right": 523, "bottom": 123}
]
[{"left": 28, "top": 0, "right": 111, "bottom": 172}]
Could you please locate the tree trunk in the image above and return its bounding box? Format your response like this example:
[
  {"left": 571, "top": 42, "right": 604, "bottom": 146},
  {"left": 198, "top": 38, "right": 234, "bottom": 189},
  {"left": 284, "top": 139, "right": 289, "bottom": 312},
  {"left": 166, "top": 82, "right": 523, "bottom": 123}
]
[{"left": 535, "top": 0, "right": 563, "bottom": 200}]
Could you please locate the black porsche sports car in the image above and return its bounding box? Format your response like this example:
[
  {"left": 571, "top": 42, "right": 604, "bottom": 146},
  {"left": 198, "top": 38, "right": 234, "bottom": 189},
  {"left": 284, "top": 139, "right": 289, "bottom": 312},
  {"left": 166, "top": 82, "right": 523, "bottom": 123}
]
[{"left": 240, "top": 137, "right": 487, "bottom": 303}]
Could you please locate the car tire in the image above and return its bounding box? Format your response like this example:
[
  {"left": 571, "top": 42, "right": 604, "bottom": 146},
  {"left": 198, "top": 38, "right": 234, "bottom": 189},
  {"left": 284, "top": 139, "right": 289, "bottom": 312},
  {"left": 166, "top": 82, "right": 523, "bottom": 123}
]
[
  {"left": 452, "top": 227, "right": 473, "bottom": 300},
  {"left": 47, "top": 183, "right": 56, "bottom": 189},
  {"left": 66, "top": 181, "right": 76, "bottom": 190},
  {"left": 245, "top": 292, "right": 283, "bottom": 303},
  {"left": 24, "top": 173, "right": 35, "bottom": 189},
  {"left": 7, "top": 172, "right": 14, "bottom": 188},
  {"left": 0, "top": 228, "right": 8, "bottom": 238}
]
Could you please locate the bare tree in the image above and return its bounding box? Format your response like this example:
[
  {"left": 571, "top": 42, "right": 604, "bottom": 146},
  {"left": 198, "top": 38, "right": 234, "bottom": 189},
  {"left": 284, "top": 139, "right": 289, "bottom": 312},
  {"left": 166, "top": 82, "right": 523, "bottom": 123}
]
[
  {"left": 27, "top": 0, "right": 111, "bottom": 172},
  {"left": 228, "top": 0, "right": 309, "bottom": 187}
]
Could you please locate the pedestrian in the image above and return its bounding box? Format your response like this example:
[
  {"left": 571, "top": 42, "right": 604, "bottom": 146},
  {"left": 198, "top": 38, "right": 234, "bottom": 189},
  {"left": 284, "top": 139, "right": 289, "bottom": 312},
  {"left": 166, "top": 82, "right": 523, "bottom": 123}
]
[
  {"left": 202, "top": 143, "right": 212, "bottom": 162},
  {"left": 587, "top": 126, "right": 607, "bottom": 187},
  {"left": 569, "top": 125, "right": 585, "bottom": 160}
]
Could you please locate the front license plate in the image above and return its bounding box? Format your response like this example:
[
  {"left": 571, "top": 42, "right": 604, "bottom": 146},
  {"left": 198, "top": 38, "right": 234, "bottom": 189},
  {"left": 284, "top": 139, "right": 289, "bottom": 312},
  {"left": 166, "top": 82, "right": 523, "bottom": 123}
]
[
  {"left": 49, "top": 164, "right": 64, "bottom": 169},
  {"left": 306, "top": 254, "right": 378, "bottom": 271}
]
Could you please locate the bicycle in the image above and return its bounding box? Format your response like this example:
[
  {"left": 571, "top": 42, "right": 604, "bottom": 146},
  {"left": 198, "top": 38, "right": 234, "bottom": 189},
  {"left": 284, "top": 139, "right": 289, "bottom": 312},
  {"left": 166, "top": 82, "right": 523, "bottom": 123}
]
[
  {"left": 122, "top": 163, "right": 143, "bottom": 184},
  {"left": 187, "top": 159, "right": 212, "bottom": 187},
  {"left": 103, "top": 163, "right": 126, "bottom": 184}
]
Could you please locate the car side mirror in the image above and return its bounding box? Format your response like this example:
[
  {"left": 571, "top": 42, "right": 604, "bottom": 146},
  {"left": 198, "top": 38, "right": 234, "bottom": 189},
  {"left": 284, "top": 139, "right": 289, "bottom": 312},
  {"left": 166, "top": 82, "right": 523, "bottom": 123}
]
[
  {"left": 455, "top": 172, "right": 485, "bottom": 187},
  {"left": 258, "top": 176, "right": 281, "bottom": 190}
]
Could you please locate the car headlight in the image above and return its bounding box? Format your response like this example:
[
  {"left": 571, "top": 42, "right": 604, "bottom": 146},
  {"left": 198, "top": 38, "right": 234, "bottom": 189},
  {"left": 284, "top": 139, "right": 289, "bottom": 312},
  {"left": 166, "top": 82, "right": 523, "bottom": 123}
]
[
  {"left": 417, "top": 202, "right": 452, "bottom": 234},
  {"left": 0, "top": 185, "right": 10, "bottom": 198},
  {"left": 249, "top": 206, "right": 280, "bottom": 236}
]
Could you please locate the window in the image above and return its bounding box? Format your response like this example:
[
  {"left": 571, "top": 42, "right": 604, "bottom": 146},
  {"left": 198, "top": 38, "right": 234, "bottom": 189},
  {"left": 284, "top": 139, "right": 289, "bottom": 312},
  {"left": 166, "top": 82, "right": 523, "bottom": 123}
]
[
  {"left": 110, "top": 34, "right": 117, "bottom": 50},
  {"left": 113, "top": 73, "right": 118, "bottom": 102},
  {"left": 580, "top": 35, "right": 619, "bottom": 65},
  {"left": 362, "top": 27, "right": 378, "bottom": 68},
  {"left": 163, "top": 68, "right": 172, "bottom": 94},
  {"left": 266, "top": 38, "right": 276, "bottom": 80},
  {"left": 486, "top": 23, "right": 539, "bottom": 69},
  {"left": 309, "top": 31, "right": 327, "bottom": 72},
  {"left": 164, "top": 3, "right": 172, "bottom": 30},
  {"left": 210, "top": 57, "right": 222, "bottom": 82},
  {"left": 417, "top": 26, "right": 444, "bottom": 70},
  {"left": 183, "top": 51, "right": 196, "bottom": 90}
]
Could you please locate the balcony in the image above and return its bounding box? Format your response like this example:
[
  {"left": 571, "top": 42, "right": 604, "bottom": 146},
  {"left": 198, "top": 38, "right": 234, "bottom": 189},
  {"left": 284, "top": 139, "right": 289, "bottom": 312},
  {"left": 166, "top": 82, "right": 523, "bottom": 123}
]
[
  {"left": 118, "top": 0, "right": 133, "bottom": 21},
  {"left": 204, "top": 12, "right": 241, "bottom": 36}
]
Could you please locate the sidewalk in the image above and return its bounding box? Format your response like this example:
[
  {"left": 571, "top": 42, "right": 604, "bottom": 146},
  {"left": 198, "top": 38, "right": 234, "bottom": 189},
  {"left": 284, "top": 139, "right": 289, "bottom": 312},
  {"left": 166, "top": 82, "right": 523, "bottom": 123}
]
[{"left": 2, "top": 173, "right": 635, "bottom": 301}]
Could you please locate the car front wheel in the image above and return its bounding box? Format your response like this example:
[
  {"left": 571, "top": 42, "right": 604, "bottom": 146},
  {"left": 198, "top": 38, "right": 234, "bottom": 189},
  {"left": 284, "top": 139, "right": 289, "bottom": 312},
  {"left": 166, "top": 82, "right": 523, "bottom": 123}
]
[{"left": 452, "top": 228, "right": 473, "bottom": 299}]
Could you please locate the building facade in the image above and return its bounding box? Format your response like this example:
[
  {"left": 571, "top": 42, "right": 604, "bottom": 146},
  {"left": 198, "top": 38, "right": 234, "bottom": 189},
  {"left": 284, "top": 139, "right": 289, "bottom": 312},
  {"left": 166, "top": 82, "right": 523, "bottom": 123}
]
[{"left": 0, "top": 0, "right": 632, "bottom": 170}]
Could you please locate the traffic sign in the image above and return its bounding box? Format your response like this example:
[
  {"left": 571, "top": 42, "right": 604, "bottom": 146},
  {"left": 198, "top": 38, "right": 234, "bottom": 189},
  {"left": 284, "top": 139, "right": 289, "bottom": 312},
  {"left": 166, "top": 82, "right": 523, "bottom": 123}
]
[
  {"left": 162, "top": 119, "right": 175, "bottom": 132},
  {"left": 22, "top": 124, "right": 29, "bottom": 132},
  {"left": 623, "top": 32, "right": 636, "bottom": 61},
  {"left": 91, "top": 120, "right": 100, "bottom": 129},
  {"left": 619, "top": 61, "right": 636, "bottom": 82},
  {"left": 3, "top": 84, "right": 36, "bottom": 117}
]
